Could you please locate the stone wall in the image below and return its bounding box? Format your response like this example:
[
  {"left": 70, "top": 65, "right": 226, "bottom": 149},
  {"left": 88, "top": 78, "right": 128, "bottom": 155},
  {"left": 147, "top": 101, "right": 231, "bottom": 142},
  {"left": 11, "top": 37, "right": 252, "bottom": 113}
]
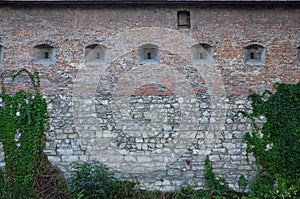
[{"left": 0, "top": 4, "right": 299, "bottom": 191}]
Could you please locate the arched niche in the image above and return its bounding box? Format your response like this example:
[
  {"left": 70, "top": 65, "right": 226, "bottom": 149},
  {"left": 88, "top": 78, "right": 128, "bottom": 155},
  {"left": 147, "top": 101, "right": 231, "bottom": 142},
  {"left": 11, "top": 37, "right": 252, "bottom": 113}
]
[
  {"left": 33, "top": 44, "right": 55, "bottom": 66},
  {"left": 85, "top": 44, "right": 107, "bottom": 65},
  {"left": 244, "top": 44, "right": 265, "bottom": 66},
  {"left": 137, "top": 44, "right": 160, "bottom": 65},
  {"left": 191, "top": 43, "right": 214, "bottom": 65}
]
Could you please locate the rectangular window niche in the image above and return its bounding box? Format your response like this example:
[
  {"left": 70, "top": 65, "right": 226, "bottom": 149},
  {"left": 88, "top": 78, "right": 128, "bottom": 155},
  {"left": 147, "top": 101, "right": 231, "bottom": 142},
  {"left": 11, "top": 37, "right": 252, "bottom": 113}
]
[{"left": 33, "top": 44, "right": 55, "bottom": 66}]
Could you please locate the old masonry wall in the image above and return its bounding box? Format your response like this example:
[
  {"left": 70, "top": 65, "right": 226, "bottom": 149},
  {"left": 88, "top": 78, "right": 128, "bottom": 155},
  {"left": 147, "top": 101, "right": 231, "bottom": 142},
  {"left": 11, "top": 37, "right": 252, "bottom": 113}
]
[{"left": 0, "top": 4, "right": 299, "bottom": 191}]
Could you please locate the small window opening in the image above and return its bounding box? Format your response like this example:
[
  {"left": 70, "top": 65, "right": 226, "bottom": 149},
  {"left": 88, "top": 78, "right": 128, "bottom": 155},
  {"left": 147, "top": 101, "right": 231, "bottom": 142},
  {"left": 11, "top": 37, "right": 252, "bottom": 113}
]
[
  {"left": 177, "top": 11, "right": 191, "bottom": 29},
  {"left": 191, "top": 43, "right": 214, "bottom": 64},
  {"left": 245, "top": 44, "right": 265, "bottom": 65},
  {"left": 44, "top": 52, "right": 49, "bottom": 59},
  {"left": 199, "top": 53, "right": 203, "bottom": 59},
  {"left": 97, "top": 52, "right": 101, "bottom": 59},
  {"left": 33, "top": 44, "right": 55, "bottom": 66},
  {"left": 85, "top": 44, "right": 107, "bottom": 65},
  {"left": 138, "top": 44, "right": 160, "bottom": 65}
]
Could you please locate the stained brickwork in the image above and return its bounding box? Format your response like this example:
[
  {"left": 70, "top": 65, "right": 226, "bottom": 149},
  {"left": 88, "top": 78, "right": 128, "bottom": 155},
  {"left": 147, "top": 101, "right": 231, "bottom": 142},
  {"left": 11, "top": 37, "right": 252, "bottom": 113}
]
[{"left": 0, "top": 4, "right": 299, "bottom": 190}]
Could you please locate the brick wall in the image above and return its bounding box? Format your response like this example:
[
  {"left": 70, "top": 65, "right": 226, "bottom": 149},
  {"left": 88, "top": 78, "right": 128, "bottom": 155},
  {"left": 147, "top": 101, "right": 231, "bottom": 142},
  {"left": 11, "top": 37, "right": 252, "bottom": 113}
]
[{"left": 0, "top": 4, "right": 299, "bottom": 190}]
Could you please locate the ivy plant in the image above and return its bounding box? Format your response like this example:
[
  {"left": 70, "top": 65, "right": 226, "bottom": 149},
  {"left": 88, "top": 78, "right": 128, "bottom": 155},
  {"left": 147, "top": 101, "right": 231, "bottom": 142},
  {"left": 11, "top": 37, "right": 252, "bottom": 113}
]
[
  {"left": 0, "top": 69, "right": 68, "bottom": 198},
  {"left": 237, "top": 82, "right": 300, "bottom": 198},
  {"left": 204, "top": 156, "right": 230, "bottom": 197}
]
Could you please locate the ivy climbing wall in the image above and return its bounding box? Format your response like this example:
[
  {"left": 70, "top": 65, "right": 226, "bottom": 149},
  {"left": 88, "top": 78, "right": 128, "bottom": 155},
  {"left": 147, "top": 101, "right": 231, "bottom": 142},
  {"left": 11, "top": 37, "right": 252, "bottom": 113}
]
[{"left": 0, "top": 3, "right": 299, "bottom": 190}]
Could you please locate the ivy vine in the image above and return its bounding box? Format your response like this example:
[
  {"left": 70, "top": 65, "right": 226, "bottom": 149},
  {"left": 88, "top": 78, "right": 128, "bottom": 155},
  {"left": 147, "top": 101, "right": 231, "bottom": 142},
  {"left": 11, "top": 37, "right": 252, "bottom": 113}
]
[
  {"left": 0, "top": 69, "right": 68, "bottom": 198},
  {"left": 237, "top": 82, "right": 300, "bottom": 198}
]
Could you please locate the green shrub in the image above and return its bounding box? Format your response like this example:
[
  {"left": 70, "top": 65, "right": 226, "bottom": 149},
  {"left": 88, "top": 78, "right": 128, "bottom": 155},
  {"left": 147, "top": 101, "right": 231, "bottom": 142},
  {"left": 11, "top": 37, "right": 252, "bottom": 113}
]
[
  {"left": 68, "top": 161, "right": 115, "bottom": 199},
  {"left": 109, "top": 177, "right": 176, "bottom": 199},
  {"left": 108, "top": 179, "right": 136, "bottom": 199},
  {"left": 175, "top": 185, "right": 201, "bottom": 199},
  {"left": 0, "top": 179, "right": 13, "bottom": 199},
  {"left": 143, "top": 189, "right": 175, "bottom": 199}
]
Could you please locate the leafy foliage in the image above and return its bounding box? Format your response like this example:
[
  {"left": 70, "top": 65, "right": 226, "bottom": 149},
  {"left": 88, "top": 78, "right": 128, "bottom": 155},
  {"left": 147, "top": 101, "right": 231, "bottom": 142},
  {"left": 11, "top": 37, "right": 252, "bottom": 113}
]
[
  {"left": 175, "top": 185, "right": 201, "bottom": 199},
  {"left": 0, "top": 69, "right": 68, "bottom": 198},
  {"left": 109, "top": 176, "right": 177, "bottom": 199},
  {"left": 204, "top": 156, "right": 230, "bottom": 196},
  {"left": 238, "top": 82, "right": 300, "bottom": 198},
  {"left": 68, "top": 161, "right": 115, "bottom": 199},
  {"left": 108, "top": 179, "right": 137, "bottom": 199},
  {"left": 237, "top": 175, "right": 247, "bottom": 193}
]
